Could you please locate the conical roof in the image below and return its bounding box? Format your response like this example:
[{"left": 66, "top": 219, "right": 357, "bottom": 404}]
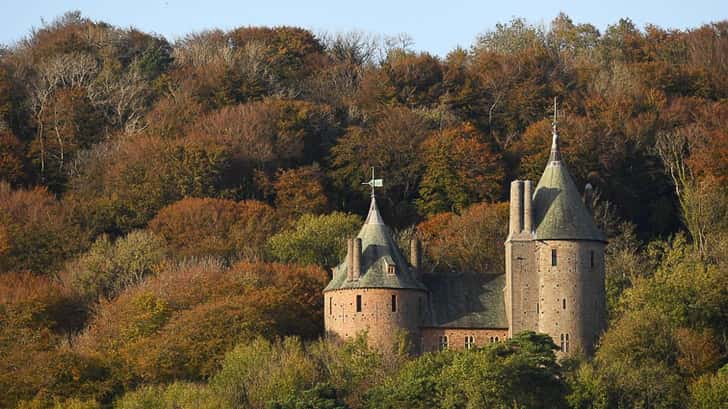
[
  {"left": 532, "top": 132, "right": 606, "bottom": 242},
  {"left": 324, "top": 196, "right": 426, "bottom": 292}
]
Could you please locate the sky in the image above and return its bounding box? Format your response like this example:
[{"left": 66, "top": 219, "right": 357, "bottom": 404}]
[{"left": 2, "top": 0, "right": 727, "bottom": 56}]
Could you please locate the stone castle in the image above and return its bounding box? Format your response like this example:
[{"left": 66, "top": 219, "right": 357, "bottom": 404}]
[{"left": 323, "top": 126, "right": 606, "bottom": 355}]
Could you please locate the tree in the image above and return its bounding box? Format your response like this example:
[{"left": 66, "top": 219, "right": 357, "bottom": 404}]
[
  {"left": 417, "top": 124, "right": 504, "bottom": 215},
  {"left": 0, "top": 182, "right": 84, "bottom": 274},
  {"left": 211, "top": 337, "right": 318, "bottom": 409},
  {"left": 365, "top": 332, "right": 566, "bottom": 409},
  {"left": 417, "top": 202, "right": 509, "bottom": 274},
  {"left": 689, "top": 367, "right": 728, "bottom": 409},
  {"left": 0, "top": 272, "right": 101, "bottom": 408},
  {"left": 379, "top": 50, "right": 443, "bottom": 107},
  {"left": 65, "top": 136, "right": 232, "bottom": 235},
  {"left": 268, "top": 212, "right": 361, "bottom": 267},
  {"left": 330, "top": 107, "right": 429, "bottom": 222},
  {"left": 274, "top": 165, "right": 329, "bottom": 221},
  {"left": 0, "top": 129, "right": 25, "bottom": 185},
  {"left": 149, "top": 197, "right": 278, "bottom": 261},
  {"left": 66, "top": 230, "right": 167, "bottom": 300},
  {"left": 115, "top": 382, "right": 226, "bottom": 409}
]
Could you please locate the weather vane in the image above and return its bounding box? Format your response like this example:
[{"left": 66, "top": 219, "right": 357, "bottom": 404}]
[
  {"left": 362, "top": 167, "right": 383, "bottom": 197},
  {"left": 552, "top": 96, "right": 558, "bottom": 134}
]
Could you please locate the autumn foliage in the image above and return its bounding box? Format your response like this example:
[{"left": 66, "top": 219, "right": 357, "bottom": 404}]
[{"left": 0, "top": 11, "right": 727, "bottom": 409}]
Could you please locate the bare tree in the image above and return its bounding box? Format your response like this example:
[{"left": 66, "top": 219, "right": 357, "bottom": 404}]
[
  {"left": 29, "top": 52, "right": 98, "bottom": 176},
  {"left": 654, "top": 128, "right": 726, "bottom": 259}
]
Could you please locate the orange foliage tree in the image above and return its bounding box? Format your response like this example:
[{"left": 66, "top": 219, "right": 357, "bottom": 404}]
[
  {"left": 417, "top": 202, "right": 509, "bottom": 274},
  {"left": 0, "top": 182, "right": 85, "bottom": 273},
  {"left": 74, "top": 260, "right": 327, "bottom": 385},
  {"left": 149, "top": 197, "right": 278, "bottom": 261},
  {"left": 274, "top": 165, "right": 329, "bottom": 221},
  {"left": 417, "top": 123, "right": 504, "bottom": 215}
]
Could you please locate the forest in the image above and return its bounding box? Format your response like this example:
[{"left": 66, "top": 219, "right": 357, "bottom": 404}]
[{"left": 0, "top": 10, "right": 727, "bottom": 408}]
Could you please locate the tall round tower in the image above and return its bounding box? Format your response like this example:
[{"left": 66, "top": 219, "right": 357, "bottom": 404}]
[
  {"left": 323, "top": 194, "right": 428, "bottom": 352},
  {"left": 532, "top": 130, "right": 607, "bottom": 355}
]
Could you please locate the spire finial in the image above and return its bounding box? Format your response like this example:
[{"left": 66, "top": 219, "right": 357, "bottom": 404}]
[
  {"left": 552, "top": 96, "right": 558, "bottom": 134},
  {"left": 362, "top": 167, "right": 383, "bottom": 197},
  {"left": 550, "top": 97, "right": 561, "bottom": 163}
]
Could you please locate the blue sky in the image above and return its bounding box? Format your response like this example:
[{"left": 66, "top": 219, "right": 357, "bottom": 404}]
[{"left": 2, "top": 0, "right": 727, "bottom": 56}]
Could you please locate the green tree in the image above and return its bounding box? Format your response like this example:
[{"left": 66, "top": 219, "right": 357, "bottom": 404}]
[
  {"left": 366, "top": 332, "right": 566, "bottom": 409},
  {"left": 268, "top": 212, "right": 361, "bottom": 267},
  {"left": 67, "top": 230, "right": 167, "bottom": 300},
  {"left": 689, "top": 366, "right": 728, "bottom": 409}
]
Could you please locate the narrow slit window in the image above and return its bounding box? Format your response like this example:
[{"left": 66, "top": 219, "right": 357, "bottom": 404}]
[
  {"left": 391, "top": 294, "right": 397, "bottom": 312},
  {"left": 590, "top": 251, "right": 595, "bottom": 268},
  {"left": 560, "top": 334, "right": 565, "bottom": 351},
  {"left": 536, "top": 302, "right": 539, "bottom": 314},
  {"left": 329, "top": 297, "right": 332, "bottom": 315},
  {"left": 563, "top": 298, "right": 566, "bottom": 310},
  {"left": 565, "top": 333, "right": 570, "bottom": 352},
  {"left": 551, "top": 249, "right": 558, "bottom": 266},
  {"left": 356, "top": 295, "right": 362, "bottom": 312}
]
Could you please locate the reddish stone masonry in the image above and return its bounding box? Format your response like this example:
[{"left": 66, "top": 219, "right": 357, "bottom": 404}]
[{"left": 420, "top": 327, "right": 509, "bottom": 353}]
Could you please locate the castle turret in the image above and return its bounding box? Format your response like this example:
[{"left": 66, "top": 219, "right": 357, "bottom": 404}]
[
  {"left": 506, "top": 125, "right": 606, "bottom": 355},
  {"left": 323, "top": 194, "right": 428, "bottom": 352}
]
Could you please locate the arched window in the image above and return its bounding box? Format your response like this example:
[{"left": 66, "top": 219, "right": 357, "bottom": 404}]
[
  {"left": 489, "top": 336, "right": 494, "bottom": 343},
  {"left": 495, "top": 336, "right": 499, "bottom": 342},
  {"left": 465, "top": 335, "right": 475, "bottom": 350},
  {"left": 551, "top": 249, "right": 558, "bottom": 266},
  {"left": 391, "top": 294, "right": 397, "bottom": 312},
  {"left": 356, "top": 295, "right": 362, "bottom": 312}
]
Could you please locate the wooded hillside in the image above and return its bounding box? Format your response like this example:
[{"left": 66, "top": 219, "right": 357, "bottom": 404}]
[{"left": 0, "top": 11, "right": 726, "bottom": 408}]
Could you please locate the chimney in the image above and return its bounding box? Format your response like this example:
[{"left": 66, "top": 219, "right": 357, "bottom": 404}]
[
  {"left": 352, "top": 238, "right": 362, "bottom": 280},
  {"left": 509, "top": 180, "right": 524, "bottom": 237},
  {"left": 346, "top": 238, "right": 354, "bottom": 281},
  {"left": 410, "top": 237, "right": 421, "bottom": 276},
  {"left": 523, "top": 180, "right": 533, "bottom": 234}
]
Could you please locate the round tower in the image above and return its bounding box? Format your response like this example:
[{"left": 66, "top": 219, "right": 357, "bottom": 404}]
[
  {"left": 532, "top": 130, "right": 606, "bottom": 355},
  {"left": 323, "top": 195, "right": 428, "bottom": 353}
]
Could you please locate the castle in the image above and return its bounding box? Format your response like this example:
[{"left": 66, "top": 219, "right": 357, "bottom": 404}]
[{"left": 323, "top": 126, "right": 606, "bottom": 355}]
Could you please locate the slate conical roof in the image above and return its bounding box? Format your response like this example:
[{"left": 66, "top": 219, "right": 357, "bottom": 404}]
[
  {"left": 532, "top": 132, "right": 606, "bottom": 242},
  {"left": 324, "top": 195, "right": 426, "bottom": 292}
]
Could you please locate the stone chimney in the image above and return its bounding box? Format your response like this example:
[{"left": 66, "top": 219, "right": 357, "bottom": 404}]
[
  {"left": 410, "top": 237, "right": 421, "bottom": 277},
  {"left": 346, "top": 238, "right": 354, "bottom": 281},
  {"left": 523, "top": 180, "right": 533, "bottom": 234},
  {"left": 352, "top": 238, "right": 362, "bottom": 280},
  {"left": 509, "top": 180, "right": 524, "bottom": 237}
]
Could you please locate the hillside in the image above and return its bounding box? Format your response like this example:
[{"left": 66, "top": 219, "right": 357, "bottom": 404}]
[{"left": 0, "top": 11, "right": 726, "bottom": 408}]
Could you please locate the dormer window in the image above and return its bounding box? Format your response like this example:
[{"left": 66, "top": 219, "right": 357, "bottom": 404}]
[{"left": 387, "top": 264, "right": 396, "bottom": 275}]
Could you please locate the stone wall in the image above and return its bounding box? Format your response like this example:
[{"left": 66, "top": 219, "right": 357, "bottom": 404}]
[
  {"left": 421, "top": 327, "right": 509, "bottom": 352},
  {"left": 324, "top": 288, "right": 427, "bottom": 352},
  {"left": 505, "top": 239, "right": 538, "bottom": 336},
  {"left": 536, "top": 239, "right": 606, "bottom": 355}
]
